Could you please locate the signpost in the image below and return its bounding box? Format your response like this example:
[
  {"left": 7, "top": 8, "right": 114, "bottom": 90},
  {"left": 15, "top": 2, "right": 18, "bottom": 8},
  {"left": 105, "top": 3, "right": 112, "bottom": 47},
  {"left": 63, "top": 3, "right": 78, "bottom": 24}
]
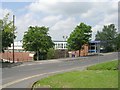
[
  {"left": 13, "top": 15, "right": 15, "bottom": 63},
  {"left": 63, "top": 35, "right": 68, "bottom": 58}
]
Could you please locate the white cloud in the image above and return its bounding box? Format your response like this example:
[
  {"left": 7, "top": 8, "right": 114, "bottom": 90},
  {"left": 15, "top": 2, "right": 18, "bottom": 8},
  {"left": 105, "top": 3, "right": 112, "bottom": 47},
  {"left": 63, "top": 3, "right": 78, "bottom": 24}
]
[
  {"left": 79, "top": 2, "right": 118, "bottom": 40},
  {"left": 16, "top": 14, "right": 63, "bottom": 40},
  {"left": 92, "top": 11, "right": 118, "bottom": 40},
  {"left": 15, "top": 12, "right": 38, "bottom": 40},
  {"left": 0, "top": 8, "right": 13, "bottom": 19},
  {"left": 1, "top": 0, "right": 119, "bottom": 2},
  {"left": 27, "top": 1, "right": 93, "bottom": 16},
  {"left": 1, "top": 0, "right": 35, "bottom": 2},
  {"left": 3, "top": 1, "right": 117, "bottom": 41},
  {"left": 41, "top": 15, "right": 62, "bottom": 26},
  {"left": 49, "top": 17, "right": 77, "bottom": 40}
]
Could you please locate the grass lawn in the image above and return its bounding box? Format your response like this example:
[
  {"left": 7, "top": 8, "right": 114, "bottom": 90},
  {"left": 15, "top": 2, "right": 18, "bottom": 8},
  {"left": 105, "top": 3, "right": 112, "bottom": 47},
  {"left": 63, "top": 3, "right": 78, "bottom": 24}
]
[
  {"left": 87, "top": 60, "right": 118, "bottom": 70},
  {"left": 32, "top": 60, "right": 118, "bottom": 88}
]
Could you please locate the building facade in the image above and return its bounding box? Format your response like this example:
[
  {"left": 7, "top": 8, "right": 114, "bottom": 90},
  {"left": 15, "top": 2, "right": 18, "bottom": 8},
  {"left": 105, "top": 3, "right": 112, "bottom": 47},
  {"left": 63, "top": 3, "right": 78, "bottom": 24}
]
[
  {"left": 7, "top": 40, "right": 67, "bottom": 51},
  {"left": 53, "top": 41, "right": 67, "bottom": 50},
  {"left": 2, "top": 40, "right": 34, "bottom": 62},
  {"left": 88, "top": 41, "right": 101, "bottom": 54},
  {"left": 7, "top": 40, "right": 23, "bottom": 52},
  {"left": 1, "top": 40, "right": 101, "bottom": 62}
]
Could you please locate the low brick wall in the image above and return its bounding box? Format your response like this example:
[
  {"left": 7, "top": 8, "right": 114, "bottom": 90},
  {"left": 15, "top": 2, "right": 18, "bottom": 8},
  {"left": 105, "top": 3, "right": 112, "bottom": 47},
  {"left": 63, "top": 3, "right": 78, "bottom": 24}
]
[
  {"left": 69, "top": 44, "right": 88, "bottom": 57},
  {"left": 54, "top": 49, "right": 69, "bottom": 59},
  {"left": 0, "top": 52, "right": 33, "bottom": 62}
]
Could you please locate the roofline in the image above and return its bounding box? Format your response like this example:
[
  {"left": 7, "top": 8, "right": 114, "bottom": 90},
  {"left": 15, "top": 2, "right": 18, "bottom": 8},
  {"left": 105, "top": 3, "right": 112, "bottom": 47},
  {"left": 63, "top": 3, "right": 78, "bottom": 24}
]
[{"left": 53, "top": 41, "right": 67, "bottom": 42}]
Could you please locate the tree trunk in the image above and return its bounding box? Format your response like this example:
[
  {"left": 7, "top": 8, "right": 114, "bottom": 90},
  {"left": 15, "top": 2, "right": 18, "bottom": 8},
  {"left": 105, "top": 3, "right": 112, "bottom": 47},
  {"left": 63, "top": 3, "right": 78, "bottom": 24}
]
[{"left": 37, "top": 50, "right": 39, "bottom": 61}]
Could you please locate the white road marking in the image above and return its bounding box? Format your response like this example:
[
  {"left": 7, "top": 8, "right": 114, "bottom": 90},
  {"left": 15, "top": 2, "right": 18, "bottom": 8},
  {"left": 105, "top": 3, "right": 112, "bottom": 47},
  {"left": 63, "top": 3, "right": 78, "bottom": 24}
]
[
  {"left": 1, "top": 66, "right": 87, "bottom": 88},
  {"left": 102, "top": 53, "right": 113, "bottom": 55},
  {"left": 1, "top": 59, "right": 117, "bottom": 88}
]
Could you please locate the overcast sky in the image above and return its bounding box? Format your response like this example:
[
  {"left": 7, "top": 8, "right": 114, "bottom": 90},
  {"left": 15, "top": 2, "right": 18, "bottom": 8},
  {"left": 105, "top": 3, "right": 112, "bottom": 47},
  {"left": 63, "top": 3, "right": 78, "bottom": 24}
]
[{"left": 0, "top": 0, "right": 119, "bottom": 41}]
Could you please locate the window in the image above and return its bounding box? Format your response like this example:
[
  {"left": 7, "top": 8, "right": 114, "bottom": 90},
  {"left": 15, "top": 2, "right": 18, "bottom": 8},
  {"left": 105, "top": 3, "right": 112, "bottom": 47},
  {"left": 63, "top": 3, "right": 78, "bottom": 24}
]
[
  {"left": 64, "top": 43, "right": 66, "bottom": 48},
  {"left": 58, "top": 44, "right": 60, "bottom": 48},
  {"left": 61, "top": 43, "right": 63, "bottom": 48}
]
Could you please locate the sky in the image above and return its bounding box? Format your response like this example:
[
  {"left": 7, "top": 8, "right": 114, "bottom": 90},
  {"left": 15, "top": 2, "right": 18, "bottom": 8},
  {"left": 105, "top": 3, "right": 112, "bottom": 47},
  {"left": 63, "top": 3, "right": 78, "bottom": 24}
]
[{"left": 0, "top": 0, "right": 119, "bottom": 41}]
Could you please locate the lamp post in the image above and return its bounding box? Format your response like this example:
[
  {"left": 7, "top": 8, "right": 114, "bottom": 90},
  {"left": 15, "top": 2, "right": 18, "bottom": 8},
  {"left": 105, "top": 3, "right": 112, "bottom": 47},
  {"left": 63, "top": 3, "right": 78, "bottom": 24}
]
[
  {"left": 96, "top": 41, "right": 100, "bottom": 64},
  {"left": 12, "top": 15, "right": 15, "bottom": 63},
  {"left": 63, "top": 35, "right": 68, "bottom": 58}
]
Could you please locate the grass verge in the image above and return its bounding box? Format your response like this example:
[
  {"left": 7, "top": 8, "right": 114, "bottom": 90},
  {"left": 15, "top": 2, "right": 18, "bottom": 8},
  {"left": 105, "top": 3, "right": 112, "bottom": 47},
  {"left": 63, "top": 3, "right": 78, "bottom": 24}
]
[
  {"left": 87, "top": 60, "right": 118, "bottom": 70},
  {"left": 32, "top": 60, "right": 118, "bottom": 88}
]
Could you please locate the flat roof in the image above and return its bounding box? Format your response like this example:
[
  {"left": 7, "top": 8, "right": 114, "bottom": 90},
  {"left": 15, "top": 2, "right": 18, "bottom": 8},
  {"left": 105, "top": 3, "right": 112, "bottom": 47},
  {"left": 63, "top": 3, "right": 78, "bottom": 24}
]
[
  {"left": 53, "top": 41, "right": 67, "bottom": 42},
  {"left": 89, "top": 41, "right": 100, "bottom": 43}
]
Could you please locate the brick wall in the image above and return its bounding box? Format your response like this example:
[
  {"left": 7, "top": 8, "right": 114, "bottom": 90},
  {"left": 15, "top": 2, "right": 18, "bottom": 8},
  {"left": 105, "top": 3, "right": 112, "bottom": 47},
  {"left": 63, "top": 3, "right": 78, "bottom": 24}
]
[
  {"left": 0, "top": 52, "right": 33, "bottom": 62},
  {"left": 69, "top": 44, "right": 88, "bottom": 57}
]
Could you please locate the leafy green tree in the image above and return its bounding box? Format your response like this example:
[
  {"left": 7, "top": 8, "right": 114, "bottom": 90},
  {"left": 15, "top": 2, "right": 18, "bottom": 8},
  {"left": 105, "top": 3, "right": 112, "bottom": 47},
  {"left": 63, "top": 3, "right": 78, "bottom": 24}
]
[
  {"left": 67, "top": 22, "right": 92, "bottom": 56},
  {"left": 95, "top": 24, "right": 117, "bottom": 52},
  {"left": 47, "top": 48, "right": 55, "bottom": 59},
  {"left": 0, "top": 20, "right": 2, "bottom": 52},
  {"left": 0, "top": 13, "right": 16, "bottom": 53},
  {"left": 114, "top": 33, "right": 120, "bottom": 51},
  {"left": 22, "top": 26, "right": 54, "bottom": 60}
]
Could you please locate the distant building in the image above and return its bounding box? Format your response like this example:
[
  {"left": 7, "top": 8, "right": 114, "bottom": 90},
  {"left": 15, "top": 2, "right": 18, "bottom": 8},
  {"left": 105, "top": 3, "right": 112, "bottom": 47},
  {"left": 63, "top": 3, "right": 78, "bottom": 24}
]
[
  {"left": 53, "top": 41, "right": 67, "bottom": 50},
  {"left": 1, "top": 40, "right": 102, "bottom": 62},
  {"left": 7, "top": 40, "right": 67, "bottom": 51},
  {"left": 68, "top": 41, "right": 101, "bottom": 57},
  {"left": 7, "top": 40, "right": 24, "bottom": 52},
  {"left": 2, "top": 40, "right": 33, "bottom": 62},
  {"left": 89, "top": 41, "right": 101, "bottom": 54},
  {"left": 2, "top": 40, "right": 68, "bottom": 61},
  {"left": 68, "top": 44, "right": 89, "bottom": 57}
]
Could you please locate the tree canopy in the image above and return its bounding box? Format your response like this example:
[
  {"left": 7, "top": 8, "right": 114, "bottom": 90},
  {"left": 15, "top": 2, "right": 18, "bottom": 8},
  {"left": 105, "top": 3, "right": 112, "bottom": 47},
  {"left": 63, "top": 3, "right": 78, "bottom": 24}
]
[
  {"left": 67, "top": 22, "right": 92, "bottom": 56},
  {"left": 114, "top": 33, "right": 120, "bottom": 51},
  {"left": 0, "top": 13, "right": 16, "bottom": 53},
  {"left": 95, "top": 24, "right": 117, "bottom": 52},
  {"left": 22, "top": 26, "right": 54, "bottom": 60}
]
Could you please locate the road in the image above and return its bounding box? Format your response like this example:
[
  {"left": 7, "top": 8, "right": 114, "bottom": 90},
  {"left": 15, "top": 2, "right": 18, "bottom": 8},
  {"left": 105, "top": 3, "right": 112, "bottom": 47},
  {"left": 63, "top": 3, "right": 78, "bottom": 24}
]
[{"left": 1, "top": 52, "right": 118, "bottom": 89}]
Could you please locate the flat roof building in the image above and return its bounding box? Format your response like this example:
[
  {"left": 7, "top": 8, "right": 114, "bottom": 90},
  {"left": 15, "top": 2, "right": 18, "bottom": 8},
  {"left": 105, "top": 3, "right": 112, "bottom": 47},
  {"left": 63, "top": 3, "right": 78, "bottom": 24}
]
[
  {"left": 7, "top": 40, "right": 67, "bottom": 51},
  {"left": 53, "top": 41, "right": 67, "bottom": 50},
  {"left": 89, "top": 41, "right": 101, "bottom": 53}
]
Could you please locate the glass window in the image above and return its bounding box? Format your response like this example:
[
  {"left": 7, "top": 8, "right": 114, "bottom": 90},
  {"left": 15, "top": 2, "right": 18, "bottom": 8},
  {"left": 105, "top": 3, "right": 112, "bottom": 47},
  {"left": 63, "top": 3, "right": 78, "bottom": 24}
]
[
  {"left": 64, "top": 44, "right": 66, "bottom": 48},
  {"left": 58, "top": 44, "right": 60, "bottom": 48},
  {"left": 61, "top": 43, "right": 63, "bottom": 48}
]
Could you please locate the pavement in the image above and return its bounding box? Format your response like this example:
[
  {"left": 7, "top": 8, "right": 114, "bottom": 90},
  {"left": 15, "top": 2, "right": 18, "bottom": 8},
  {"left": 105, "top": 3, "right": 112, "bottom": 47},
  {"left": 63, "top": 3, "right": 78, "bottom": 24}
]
[
  {"left": 0, "top": 52, "right": 113, "bottom": 68},
  {"left": 0, "top": 62, "right": 23, "bottom": 68},
  {"left": 0, "top": 52, "right": 118, "bottom": 89}
]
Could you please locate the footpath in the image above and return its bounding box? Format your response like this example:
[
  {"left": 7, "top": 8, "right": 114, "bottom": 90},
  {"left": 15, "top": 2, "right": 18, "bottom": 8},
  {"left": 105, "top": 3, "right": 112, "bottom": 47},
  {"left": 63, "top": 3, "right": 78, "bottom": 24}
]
[{"left": 0, "top": 52, "right": 113, "bottom": 68}]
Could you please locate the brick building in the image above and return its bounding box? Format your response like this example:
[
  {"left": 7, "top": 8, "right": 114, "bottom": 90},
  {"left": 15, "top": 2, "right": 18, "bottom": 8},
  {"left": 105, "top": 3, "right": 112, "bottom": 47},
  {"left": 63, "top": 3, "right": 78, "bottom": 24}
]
[
  {"left": 1, "top": 40, "right": 100, "bottom": 62},
  {"left": 68, "top": 44, "right": 89, "bottom": 57},
  {"left": 1, "top": 41, "right": 34, "bottom": 62}
]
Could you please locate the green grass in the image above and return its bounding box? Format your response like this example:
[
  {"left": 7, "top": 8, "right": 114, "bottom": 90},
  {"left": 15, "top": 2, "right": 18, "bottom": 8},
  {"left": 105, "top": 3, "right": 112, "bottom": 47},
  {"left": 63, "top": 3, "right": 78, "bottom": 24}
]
[
  {"left": 32, "top": 60, "right": 118, "bottom": 88},
  {"left": 87, "top": 60, "right": 118, "bottom": 70},
  {"left": 33, "top": 70, "right": 118, "bottom": 88}
]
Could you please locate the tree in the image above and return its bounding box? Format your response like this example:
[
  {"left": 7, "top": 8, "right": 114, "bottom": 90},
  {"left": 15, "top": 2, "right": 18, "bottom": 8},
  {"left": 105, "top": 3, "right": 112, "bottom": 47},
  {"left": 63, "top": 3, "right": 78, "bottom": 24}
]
[
  {"left": 95, "top": 24, "right": 117, "bottom": 52},
  {"left": 0, "top": 13, "right": 16, "bottom": 53},
  {"left": 22, "top": 26, "right": 54, "bottom": 60},
  {"left": 114, "top": 33, "right": 120, "bottom": 51},
  {"left": 67, "top": 22, "right": 92, "bottom": 56},
  {"left": 47, "top": 48, "right": 55, "bottom": 59}
]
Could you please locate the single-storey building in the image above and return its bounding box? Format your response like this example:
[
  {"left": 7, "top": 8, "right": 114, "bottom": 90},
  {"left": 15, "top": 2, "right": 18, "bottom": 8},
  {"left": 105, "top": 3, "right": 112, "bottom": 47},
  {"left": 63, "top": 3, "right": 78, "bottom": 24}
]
[{"left": 1, "top": 40, "right": 101, "bottom": 62}]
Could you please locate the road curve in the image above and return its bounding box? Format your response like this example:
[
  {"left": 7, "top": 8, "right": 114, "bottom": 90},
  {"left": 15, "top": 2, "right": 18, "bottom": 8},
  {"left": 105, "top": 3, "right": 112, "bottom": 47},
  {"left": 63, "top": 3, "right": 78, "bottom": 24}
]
[{"left": 1, "top": 52, "right": 118, "bottom": 89}]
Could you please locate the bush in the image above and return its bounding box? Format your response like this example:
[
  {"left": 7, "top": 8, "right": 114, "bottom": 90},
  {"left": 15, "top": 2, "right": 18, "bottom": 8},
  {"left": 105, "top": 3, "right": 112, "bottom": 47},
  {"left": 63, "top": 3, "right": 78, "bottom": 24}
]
[
  {"left": 47, "top": 48, "right": 55, "bottom": 59},
  {"left": 34, "top": 51, "right": 47, "bottom": 60}
]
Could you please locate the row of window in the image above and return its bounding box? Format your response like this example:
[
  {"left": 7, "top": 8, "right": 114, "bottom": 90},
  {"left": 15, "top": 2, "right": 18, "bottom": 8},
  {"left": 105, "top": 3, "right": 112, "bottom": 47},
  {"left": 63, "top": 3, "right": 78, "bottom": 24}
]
[{"left": 55, "top": 43, "right": 67, "bottom": 49}]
